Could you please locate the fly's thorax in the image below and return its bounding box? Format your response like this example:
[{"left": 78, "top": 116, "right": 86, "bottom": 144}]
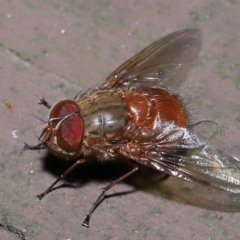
[{"left": 76, "top": 89, "right": 127, "bottom": 160}]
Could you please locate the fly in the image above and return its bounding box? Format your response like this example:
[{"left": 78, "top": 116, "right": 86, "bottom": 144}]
[{"left": 24, "top": 29, "right": 240, "bottom": 228}]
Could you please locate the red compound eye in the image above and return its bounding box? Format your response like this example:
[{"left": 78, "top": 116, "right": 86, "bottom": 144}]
[{"left": 50, "top": 100, "right": 84, "bottom": 152}]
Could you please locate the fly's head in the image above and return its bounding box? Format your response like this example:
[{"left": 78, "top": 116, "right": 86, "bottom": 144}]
[{"left": 39, "top": 100, "right": 84, "bottom": 160}]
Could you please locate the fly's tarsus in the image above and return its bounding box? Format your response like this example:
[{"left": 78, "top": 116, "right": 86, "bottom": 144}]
[{"left": 38, "top": 97, "right": 51, "bottom": 109}]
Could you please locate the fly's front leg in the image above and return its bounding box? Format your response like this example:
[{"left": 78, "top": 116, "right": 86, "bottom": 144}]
[
  {"left": 23, "top": 143, "right": 45, "bottom": 150},
  {"left": 37, "top": 158, "right": 87, "bottom": 199},
  {"left": 38, "top": 97, "right": 51, "bottom": 109},
  {"left": 23, "top": 97, "right": 51, "bottom": 149},
  {"left": 82, "top": 161, "right": 138, "bottom": 228}
]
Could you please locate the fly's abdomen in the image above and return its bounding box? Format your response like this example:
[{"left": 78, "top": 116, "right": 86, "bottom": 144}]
[{"left": 122, "top": 88, "right": 188, "bottom": 141}]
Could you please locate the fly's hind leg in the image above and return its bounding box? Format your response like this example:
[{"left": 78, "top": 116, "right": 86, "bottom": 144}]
[{"left": 82, "top": 161, "right": 138, "bottom": 228}]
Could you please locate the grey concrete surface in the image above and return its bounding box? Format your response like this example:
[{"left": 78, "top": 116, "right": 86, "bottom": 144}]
[{"left": 1, "top": 1, "right": 240, "bottom": 239}]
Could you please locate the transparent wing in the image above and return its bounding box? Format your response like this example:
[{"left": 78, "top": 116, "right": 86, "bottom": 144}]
[
  {"left": 116, "top": 125, "right": 240, "bottom": 193},
  {"left": 101, "top": 29, "right": 201, "bottom": 90},
  {"left": 172, "top": 144, "right": 240, "bottom": 193},
  {"left": 153, "top": 144, "right": 240, "bottom": 193}
]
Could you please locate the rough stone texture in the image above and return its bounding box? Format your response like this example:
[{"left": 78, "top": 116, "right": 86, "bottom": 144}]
[{"left": 1, "top": 1, "right": 240, "bottom": 239}]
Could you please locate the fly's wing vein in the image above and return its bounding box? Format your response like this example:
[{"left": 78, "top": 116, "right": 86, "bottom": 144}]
[
  {"left": 102, "top": 29, "right": 201, "bottom": 90},
  {"left": 113, "top": 126, "right": 240, "bottom": 193}
]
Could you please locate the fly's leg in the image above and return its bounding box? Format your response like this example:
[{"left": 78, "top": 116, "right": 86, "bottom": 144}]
[
  {"left": 82, "top": 161, "right": 138, "bottom": 228},
  {"left": 23, "top": 143, "right": 45, "bottom": 150},
  {"left": 37, "top": 158, "right": 87, "bottom": 199},
  {"left": 38, "top": 97, "right": 51, "bottom": 109},
  {"left": 23, "top": 97, "right": 51, "bottom": 149}
]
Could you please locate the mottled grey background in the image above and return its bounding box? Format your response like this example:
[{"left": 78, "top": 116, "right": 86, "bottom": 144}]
[{"left": 1, "top": 1, "right": 240, "bottom": 239}]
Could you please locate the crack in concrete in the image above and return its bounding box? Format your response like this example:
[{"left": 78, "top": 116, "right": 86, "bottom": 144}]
[{"left": 1, "top": 44, "right": 80, "bottom": 89}]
